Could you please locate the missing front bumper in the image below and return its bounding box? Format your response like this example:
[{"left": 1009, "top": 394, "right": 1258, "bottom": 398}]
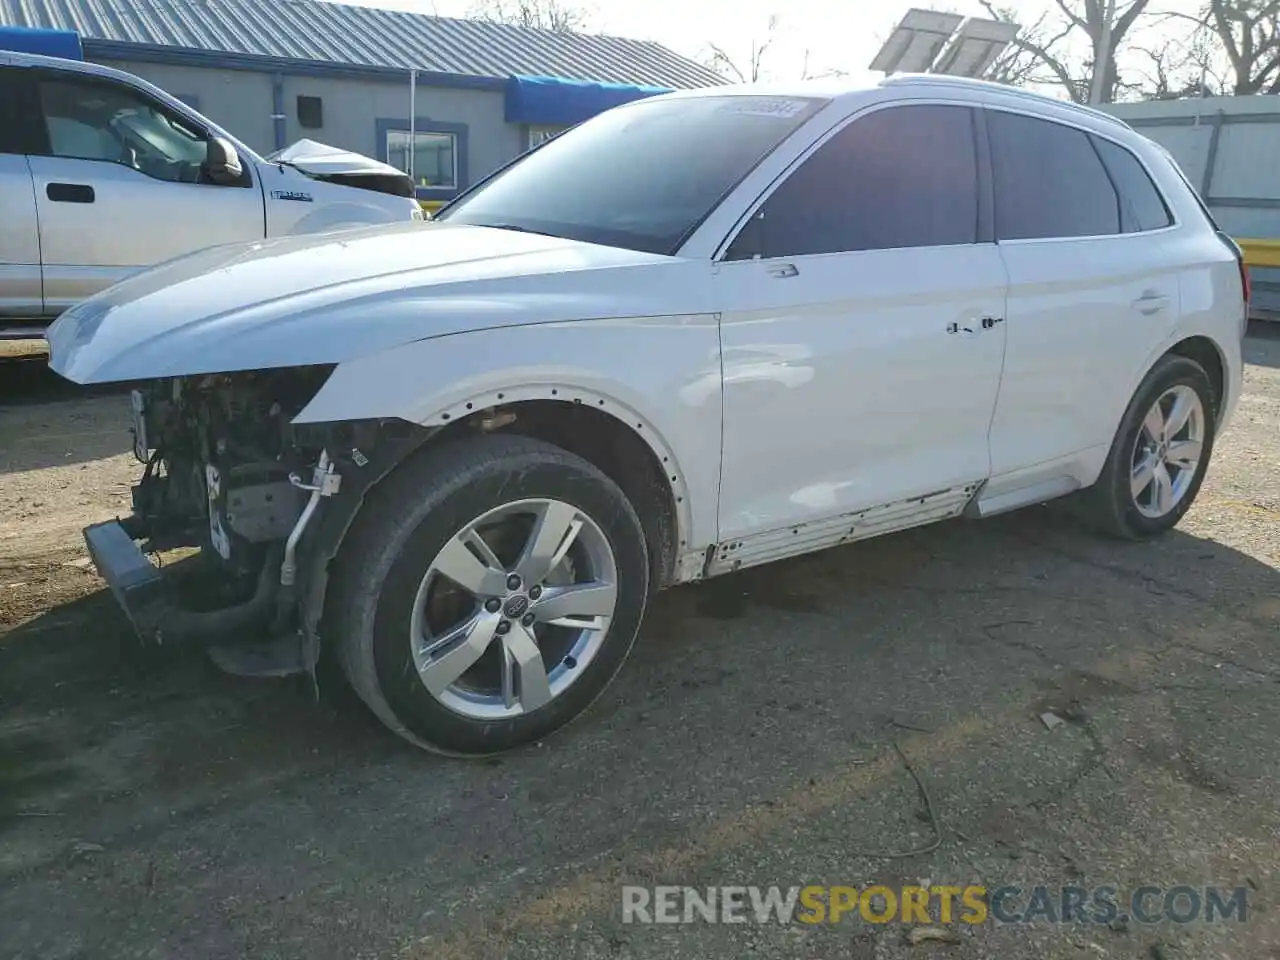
[{"left": 83, "top": 519, "right": 169, "bottom": 642}]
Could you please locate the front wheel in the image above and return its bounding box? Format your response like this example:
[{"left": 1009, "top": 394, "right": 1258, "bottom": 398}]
[
  {"left": 328, "top": 434, "right": 650, "bottom": 755},
  {"left": 1081, "top": 354, "right": 1217, "bottom": 540}
]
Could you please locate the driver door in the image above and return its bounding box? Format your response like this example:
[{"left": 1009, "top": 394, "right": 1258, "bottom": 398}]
[
  {"left": 715, "top": 103, "right": 1008, "bottom": 547},
  {"left": 25, "top": 70, "right": 264, "bottom": 311}
]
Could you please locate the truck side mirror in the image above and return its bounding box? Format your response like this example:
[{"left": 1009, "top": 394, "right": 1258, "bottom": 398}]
[{"left": 206, "top": 137, "right": 243, "bottom": 185}]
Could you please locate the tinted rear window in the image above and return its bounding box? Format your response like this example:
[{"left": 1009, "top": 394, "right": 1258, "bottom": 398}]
[{"left": 1091, "top": 135, "right": 1173, "bottom": 232}]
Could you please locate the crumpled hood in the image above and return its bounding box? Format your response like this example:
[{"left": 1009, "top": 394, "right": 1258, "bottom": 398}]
[
  {"left": 267, "top": 139, "right": 406, "bottom": 179},
  {"left": 45, "top": 220, "right": 681, "bottom": 384}
]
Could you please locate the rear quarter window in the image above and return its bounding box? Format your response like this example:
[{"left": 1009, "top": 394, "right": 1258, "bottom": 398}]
[{"left": 1091, "top": 136, "right": 1173, "bottom": 232}]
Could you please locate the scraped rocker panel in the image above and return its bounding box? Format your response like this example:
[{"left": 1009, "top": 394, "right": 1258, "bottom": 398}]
[{"left": 706, "top": 483, "right": 979, "bottom": 577}]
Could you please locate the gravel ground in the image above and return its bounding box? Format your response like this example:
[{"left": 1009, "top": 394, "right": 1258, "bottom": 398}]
[{"left": 1, "top": 328, "right": 1279, "bottom": 960}]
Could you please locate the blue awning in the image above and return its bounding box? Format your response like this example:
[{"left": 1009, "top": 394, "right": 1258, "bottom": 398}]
[
  {"left": 0, "top": 25, "right": 83, "bottom": 59},
  {"left": 505, "top": 74, "right": 671, "bottom": 127}
]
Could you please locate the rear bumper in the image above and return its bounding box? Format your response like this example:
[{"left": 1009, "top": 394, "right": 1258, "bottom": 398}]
[{"left": 83, "top": 519, "right": 168, "bottom": 641}]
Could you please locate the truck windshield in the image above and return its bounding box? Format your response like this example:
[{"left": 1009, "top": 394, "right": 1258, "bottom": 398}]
[{"left": 435, "top": 95, "right": 826, "bottom": 255}]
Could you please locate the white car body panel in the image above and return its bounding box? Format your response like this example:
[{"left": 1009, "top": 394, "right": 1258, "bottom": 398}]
[
  {"left": 266, "top": 138, "right": 408, "bottom": 179},
  {"left": 293, "top": 318, "right": 723, "bottom": 548},
  {"left": 46, "top": 74, "right": 1248, "bottom": 576},
  {"left": 715, "top": 244, "right": 1006, "bottom": 540},
  {"left": 261, "top": 165, "right": 420, "bottom": 236},
  {"left": 44, "top": 222, "right": 689, "bottom": 383}
]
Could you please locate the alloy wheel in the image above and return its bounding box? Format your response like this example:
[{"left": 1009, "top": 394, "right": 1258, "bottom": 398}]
[
  {"left": 1129, "top": 384, "right": 1205, "bottom": 520},
  {"left": 409, "top": 498, "right": 618, "bottom": 720}
]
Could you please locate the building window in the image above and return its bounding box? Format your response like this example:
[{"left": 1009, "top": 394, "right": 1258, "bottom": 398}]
[
  {"left": 297, "top": 95, "right": 323, "bottom": 129},
  {"left": 386, "top": 129, "right": 457, "bottom": 190},
  {"left": 527, "top": 125, "right": 565, "bottom": 150},
  {"left": 376, "top": 118, "right": 468, "bottom": 198}
]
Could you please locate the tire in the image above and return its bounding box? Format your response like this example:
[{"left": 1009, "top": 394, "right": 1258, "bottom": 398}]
[
  {"left": 1080, "top": 354, "right": 1217, "bottom": 541},
  {"left": 326, "top": 434, "right": 649, "bottom": 756}
]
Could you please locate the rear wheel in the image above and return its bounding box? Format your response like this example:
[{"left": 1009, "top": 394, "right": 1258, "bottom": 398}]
[
  {"left": 328, "top": 434, "right": 649, "bottom": 755},
  {"left": 1081, "top": 354, "right": 1216, "bottom": 540}
]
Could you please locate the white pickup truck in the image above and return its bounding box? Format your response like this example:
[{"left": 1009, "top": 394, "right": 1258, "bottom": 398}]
[{"left": 0, "top": 49, "right": 422, "bottom": 339}]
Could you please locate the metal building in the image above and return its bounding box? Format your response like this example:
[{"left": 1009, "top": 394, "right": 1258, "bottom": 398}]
[
  {"left": 0, "top": 0, "right": 724, "bottom": 201},
  {"left": 1104, "top": 96, "right": 1280, "bottom": 319}
]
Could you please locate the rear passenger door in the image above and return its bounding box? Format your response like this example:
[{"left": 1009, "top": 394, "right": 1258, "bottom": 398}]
[{"left": 985, "top": 108, "right": 1181, "bottom": 480}]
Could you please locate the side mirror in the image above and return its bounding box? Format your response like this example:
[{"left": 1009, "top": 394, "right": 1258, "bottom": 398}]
[{"left": 205, "top": 137, "right": 243, "bottom": 185}]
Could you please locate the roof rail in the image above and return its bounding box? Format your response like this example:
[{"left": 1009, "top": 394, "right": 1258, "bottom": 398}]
[{"left": 881, "top": 73, "right": 1131, "bottom": 129}]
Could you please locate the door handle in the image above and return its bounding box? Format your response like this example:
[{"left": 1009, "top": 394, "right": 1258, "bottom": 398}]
[
  {"left": 946, "top": 321, "right": 976, "bottom": 335},
  {"left": 1131, "top": 291, "right": 1169, "bottom": 315},
  {"left": 47, "top": 182, "right": 95, "bottom": 203},
  {"left": 768, "top": 263, "right": 799, "bottom": 279}
]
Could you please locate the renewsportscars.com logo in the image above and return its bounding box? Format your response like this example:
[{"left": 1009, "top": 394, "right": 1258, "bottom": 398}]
[{"left": 621, "top": 885, "right": 1249, "bottom": 926}]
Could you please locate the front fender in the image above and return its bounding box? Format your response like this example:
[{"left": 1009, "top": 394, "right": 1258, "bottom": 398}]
[
  {"left": 285, "top": 200, "right": 406, "bottom": 234},
  {"left": 293, "top": 316, "right": 724, "bottom": 549}
]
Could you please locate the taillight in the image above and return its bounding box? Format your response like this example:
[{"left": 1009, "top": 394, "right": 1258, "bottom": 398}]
[{"left": 1217, "top": 231, "right": 1251, "bottom": 332}]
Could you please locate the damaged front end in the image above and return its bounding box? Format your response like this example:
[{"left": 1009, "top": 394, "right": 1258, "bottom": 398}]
[
  {"left": 86, "top": 365, "right": 425, "bottom": 677},
  {"left": 266, "top": 139, "right": 416, "bottom": 199}
]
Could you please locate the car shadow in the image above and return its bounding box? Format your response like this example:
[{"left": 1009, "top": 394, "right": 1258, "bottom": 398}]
[
  {"left": 2, "top": 504, "right": 1277, "bottom": 819},
  {"left": 0, "top": 353, "right": 128, "bottom": 407},
  {"left": 1, "top": 503, "right": 1278, "bottom": 956}
]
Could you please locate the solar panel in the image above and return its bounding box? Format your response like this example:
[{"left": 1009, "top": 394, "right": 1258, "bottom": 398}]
[{"left": 869, "top": 8, "right": 1020, "bottom": 80}]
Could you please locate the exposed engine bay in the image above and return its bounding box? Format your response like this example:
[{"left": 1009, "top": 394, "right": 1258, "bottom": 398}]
[
  {"left": 108, "top": 364, "right": 405, "bottom": 670},
  {"left": 129, "top": 366, "right": 334, "bottom": 565}
]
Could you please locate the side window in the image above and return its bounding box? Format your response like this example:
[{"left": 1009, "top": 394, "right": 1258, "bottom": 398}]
[
  {"left": 988, "top": 110, "right": 1120, "bottom": 240},
  {"left": 1091, "top": 136, "right": 1173, "bottom": 232},
  {"left": 0, "top": 67, "right": 45, "bottom": 155},
  {"left": 739, "top": 104, "right": 979, "bottom": 259},
  {"left": 37, "top": 76, "right": 209, "bottom": 184}
]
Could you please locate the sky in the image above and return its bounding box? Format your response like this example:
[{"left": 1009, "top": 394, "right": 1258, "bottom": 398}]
[
  {"left": 339, "top": 0, "right": 1204, "bottom": 95},
  {"left": 341, "top": 0, "right": 1017, "bottom": 84}
]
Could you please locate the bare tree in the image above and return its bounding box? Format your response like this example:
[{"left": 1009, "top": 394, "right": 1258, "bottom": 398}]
[
  {"left": 467, "top": 0, "right": 591, "bottom": 32},
  {"left": 703, "top": 15, "right": 779, "bottom": 83},
  {"left": 980, "top": 0, "right": 1155, "bottom": 102},
  {"left": 981, "top": 2, "right": 1077, "bottom": 88},
  {"left": 702, "top": 14, "right": 845, "bottom": 82},
  {"left": 1125, "top": 28, "right": 1226, "bottom": 98},
  {"left": 798, "top": 48, "right": 848, "bottom": 81},
  {"left": 1196, "top": 0, "right": 1280, "bottom": 93}
]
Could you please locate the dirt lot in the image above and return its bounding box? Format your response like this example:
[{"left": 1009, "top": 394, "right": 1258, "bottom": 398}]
[{"left": 2, "top": 331, "right": 1280, "bottom": 960}]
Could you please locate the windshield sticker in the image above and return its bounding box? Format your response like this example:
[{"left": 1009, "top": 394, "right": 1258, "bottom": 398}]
[{"left": 718, "top": 99, "right": 810, "bottom": 118}]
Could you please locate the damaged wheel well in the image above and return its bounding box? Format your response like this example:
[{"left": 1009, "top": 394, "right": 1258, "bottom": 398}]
[
  {"left": 298, "top": 400, "right": 682, "bottom": 661},
  {"left": 430, "top": 400, "right": 682, "bottom": 589}
]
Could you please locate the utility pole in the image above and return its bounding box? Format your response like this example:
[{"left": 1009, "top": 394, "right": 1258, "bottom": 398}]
[
  {"left": 1088, "top": 0, "right": 1117, "bottom": 104},
  {"left": 408, "top": 68, "right": 417, "bottom": 181}
]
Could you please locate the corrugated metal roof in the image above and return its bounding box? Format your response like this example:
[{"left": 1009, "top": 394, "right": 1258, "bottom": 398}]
[{"left": 0, "top": 0, "right": 726, "bottom": 88}]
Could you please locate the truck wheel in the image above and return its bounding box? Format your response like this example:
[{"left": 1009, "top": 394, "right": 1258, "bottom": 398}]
[
  {"left": 1081, "top": 354, "right": 1216, "bottom": 541},
  {"left": 328, "top": 434, "right": 649, "bottom": 755}
]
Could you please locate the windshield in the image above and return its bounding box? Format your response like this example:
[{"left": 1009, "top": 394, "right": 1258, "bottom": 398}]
[{"left": 436, "top": 94, "right": 826, "bottom": 255}]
